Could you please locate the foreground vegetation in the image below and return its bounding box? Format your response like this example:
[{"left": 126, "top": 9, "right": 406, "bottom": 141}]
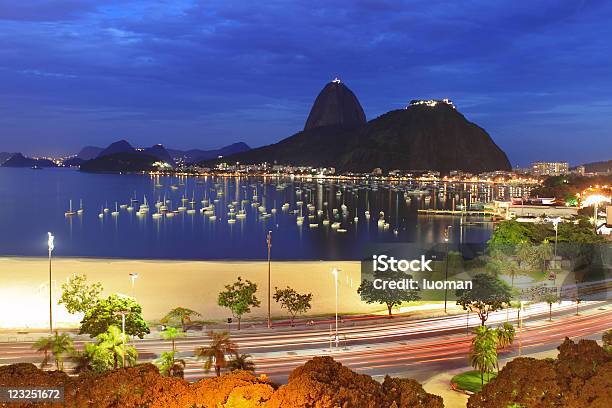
[
  {"left": 0, "top": 356, "right": 443, "bottom": 408},
  {"left": 467, "top": 336, "right": 612, "bottom": 408}
]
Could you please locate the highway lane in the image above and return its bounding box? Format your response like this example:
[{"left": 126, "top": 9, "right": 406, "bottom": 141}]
[
  {"left": 182, "top": 306, "right": 612, "bottom": 382},
  {"left": 1, "top": 301, "right": 610, "bottom": 383}
]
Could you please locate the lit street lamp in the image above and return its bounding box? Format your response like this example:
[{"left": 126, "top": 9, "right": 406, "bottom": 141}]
[
  {"left": 266, "top": 231, "right": 272, "bottom": 329},
  {"left": 582, "top": 194, "right": 611, "bottom": 232},
  {"left": 331, "top": 268, "right": 340, "bottom": 349},
  {"left": 129, "top": 273, "right": 139, "bottom": 299},
  {"left": 47, "top": 232, "right": 54, "bottom": 333},
  {"left": 443, "top": 225, "right": 452, "bottom": 313},
  {"left": 545, "top": 217, "right": 561, "bottom": 275},
  {"left": 115, "top": 310, "right": 130, "bottom": 368}
]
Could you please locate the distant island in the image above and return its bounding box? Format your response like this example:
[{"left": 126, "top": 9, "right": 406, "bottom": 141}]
[
  {"left": 0, "top": 152, "right": 56, "bottom": 168},
  {"left": 75, "top": 140, "right": 251, "bottom": 173}
]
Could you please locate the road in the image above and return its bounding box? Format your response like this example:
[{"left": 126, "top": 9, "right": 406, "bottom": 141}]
[{"left": 1, "top": 301, "right": 610, "bottom": 383}]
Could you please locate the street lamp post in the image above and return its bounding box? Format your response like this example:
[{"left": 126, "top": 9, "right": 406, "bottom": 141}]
[
  {"left": 116, "top": 310, "right": 129, "bottom": 368},
  {"left": 332, "top": 268, "right": 340, "bottom": 349},
  {"left": 129, "top": 273, "right": 139, "bottom": 299},
  {"left": 266, "top": 231, "right": 272, "bottom": 329},
  {"left": 443, "top": 225, "right": 452, "bottom": 313},
  {"left": 47, "top": 232, "right": 54, "bottom": 333},
  {"left": 546, "top": 217, "right": 561, "bottom": 277}
]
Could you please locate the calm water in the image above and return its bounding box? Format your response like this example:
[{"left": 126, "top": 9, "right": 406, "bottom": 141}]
[{"left": 0, "top": 168, "right": 526, "bottom": 260}]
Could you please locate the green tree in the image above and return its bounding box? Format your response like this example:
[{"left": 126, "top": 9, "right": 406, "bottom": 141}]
[
  {"left": 456, "top": 273, "right": 512, "bottom": 326},
  {"left": 358, "top": 270, "right": 421, "bottom": 318},
  {"left": 58, "top": 274, "right": 103, "bottom": 314},
  {"left": 70, "top": 342, "right": 102, "bottom": 374},
  {"left": 539, "top": 291, "right": 561, "bottom": 321},
  {"left": 49, "top": 332, "right": 74, "bottom": 371},
  {"left": 273, "top": 286, "right": 313, "bottom": 326},
  {"left": 488, "top": 249, "right": 522, "bottom": 290},
  {"left": 155, "top": 351, "right": 186, "bottom": 378},
  {"left": 160, "top": 327, "right": 186, "bottom": 353},
  {"left": 33, "top": 332, "right": 74, "bottom": 371},
  {"left": 32, "top": 336, "right": 52, "bottom": 369},
  {"left": 195, "top": 331, "right": 238, "bottom": 376},
  {"left": 536, "top": 241, "right": 553, "bottom": 273},
  {"left": 495, "top": 322, "right": 516, "bottom": 362},
  {"left": 79, "top": 294, "right": 149, "bottom": 338},
  {"left": 488, "top": 221, "right": 536, "bottom": 246},
  {"left": 96, "top": 325, "right": 138, "bottom": 369},
  {"left": 161, "top": 307, "right": 201, "bottom": 331},
  {"left": 217, "top": 277, "right": 260, "bottom": 330},
  {"left": 228, "top": 353, "right": 256, "bottom": 372},
  {"left": 470, "top": 325, "right": 498, "bottom": 385}
]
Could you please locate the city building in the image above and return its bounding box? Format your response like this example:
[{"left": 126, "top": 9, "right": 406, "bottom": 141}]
[{"left": 531, "top": 161, "right": 569, "bottom": 176}]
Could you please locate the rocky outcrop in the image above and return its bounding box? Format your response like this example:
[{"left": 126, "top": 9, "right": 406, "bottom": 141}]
[{"left": 304, "top": 78, "right": 366, "bottom": 130}]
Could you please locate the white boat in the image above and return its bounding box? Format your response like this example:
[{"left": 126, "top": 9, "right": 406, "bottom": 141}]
[
  {"left": 377, "top": 211, "right": 385, "bottom": 227},
  {"left": 365, "top": 210, "right": 370, "bottom": 219},
  {"left": 322, "top": 219, "right": 330, "bottom": 225},
  {"left": 331, "top": 222, "right": 341, "bottom": 229},
  {"left": 98, "top": 207, "right": 104, "bottom": 219},
  {"left": 152, "top": 212, "right": 162, "bottom": 219},
  {"left": 139, "top": 196, "right": 149, "bottom": 212},
  {"left": 77, "top": 199, "right": 84, "bottom": 215},
  {"left": 111, "top": 203, "right": 119, "bottom": 216},
  {"left": 65, "top": 200, "right": 77, "bottom": 217}
]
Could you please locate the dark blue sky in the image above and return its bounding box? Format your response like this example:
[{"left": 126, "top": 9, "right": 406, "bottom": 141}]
[{"left": 1, "top": 0, "right": 612, "bottom": 166}]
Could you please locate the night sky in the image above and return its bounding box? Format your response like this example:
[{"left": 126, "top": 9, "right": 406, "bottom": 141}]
[{"left": 1, "top": 0, "right": 612, "bottom": 166}]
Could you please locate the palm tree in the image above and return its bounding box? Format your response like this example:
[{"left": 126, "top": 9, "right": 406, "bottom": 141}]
[
  {"left": 194, "top": 331, "right": 238, "bottom": 377},
  {"left": 32, "top": 336, "right": 52, "bottom": 369},
  {"left": 96, "top": 325, "right": 137, "bottom": 369},
  {"left": 156, "top": 351, "right": 186, "bottom": 378},
  {"left": 228, "top": 353, "right": 255, "bottom": 372},
  {"left": 470, "top": 326, "right": 498, "bottom": 385},
  {"left": 496, "top": 322, "right": 516, "bottom": 350},
  {"left": 70, "top": 342, "right": 98, "bottom": 374},
  {"left": 160, "top": 327, "right": 186, "bottom": 353},
  {"left": 537, "top": 241, "right": 554, "bottom": 273},
  {"left": 49, "top": 332, "right": 74, "bottom": 371},
  {"left": 540, "top": 292, "right": 560, "bottom": 321},
  {"left": 161, "top": 307, "right": 201, "bottom": 331}
]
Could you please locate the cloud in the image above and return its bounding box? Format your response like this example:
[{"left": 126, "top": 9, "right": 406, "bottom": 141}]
[{"left": 0, "top": 0, "right": 611, "bottom": 164}]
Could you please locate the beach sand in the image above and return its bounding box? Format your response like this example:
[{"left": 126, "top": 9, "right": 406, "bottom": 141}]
[{"left": 0, "top": 257, "right": 382, "bottom": 329}]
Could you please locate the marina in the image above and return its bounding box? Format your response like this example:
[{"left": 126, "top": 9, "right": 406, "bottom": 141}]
[{"left": 0, "top": 168, "right": 535, "bottom": 260}]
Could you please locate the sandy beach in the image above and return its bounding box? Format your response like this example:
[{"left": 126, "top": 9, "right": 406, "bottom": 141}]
[{"left": 0, "top": 257, "right": 384, "bottom": 329}]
